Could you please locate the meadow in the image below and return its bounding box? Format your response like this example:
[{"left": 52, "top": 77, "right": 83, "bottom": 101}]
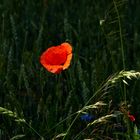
[{"left": 0, "top": 0, "right": 140, "bottom": 139}]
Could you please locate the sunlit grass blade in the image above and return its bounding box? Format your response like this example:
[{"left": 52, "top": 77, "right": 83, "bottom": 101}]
[
  {"left": 0, "top": 107, "right": 25, "bottom": 123},
  {"left": 10, "top": 134, "right": 25, "bottom": 140}
]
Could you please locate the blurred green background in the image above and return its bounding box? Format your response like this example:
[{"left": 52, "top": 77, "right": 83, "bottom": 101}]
[{"left": 0, "top": 0, "right": 140, "bottom": 139}]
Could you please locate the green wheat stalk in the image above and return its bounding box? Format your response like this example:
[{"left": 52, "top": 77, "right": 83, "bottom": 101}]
[
  {"left": 62, "top": 70, "right": 140, "bottom": 139},
  {"left": 107, "top": 70, "right": 140, "bottom": 85},
  {"left": 113, "top": 0, "right": 125, "bottom": 69},
  {"left": 0, "top": 107, "right": 25, "bottom": 123},
  {"left": 0, "top": 107, "right": 44, "bottom": 139}
]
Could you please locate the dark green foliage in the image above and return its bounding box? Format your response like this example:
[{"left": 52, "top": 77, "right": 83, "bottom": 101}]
[{"left": 1, "top": 0, "right": 140, "bottom": 139}]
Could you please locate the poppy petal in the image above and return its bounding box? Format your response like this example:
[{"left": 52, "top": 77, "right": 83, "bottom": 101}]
[
  {"left": 40, "top": 42, "right": 72, "bottom": 74},
  {"left": 41, "top": 46, "right": 67, "bottom": 65},
  {"left": 41, "top": 64, "right": 63, "bottom": 74},
  {"left": 128, "top": 115, "right": 135, "bottom": 122},
  {"left": 63, "top": 53, "right": 72, "bottom": 70},
  {"left": 61, "top": 42, "right": 72, "bottom": 55}
]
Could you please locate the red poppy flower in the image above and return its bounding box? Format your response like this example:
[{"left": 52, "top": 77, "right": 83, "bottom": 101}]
[
  {"left": 128, "top": 112, "right": 135, "bottom": 122},
  {"left": 40, "top": 42, "right": 72, "bottom": 74}
]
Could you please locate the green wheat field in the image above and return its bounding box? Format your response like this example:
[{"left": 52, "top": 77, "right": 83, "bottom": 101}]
[{"left": 1, "top": 0, "right": 140, "bottom": 139}]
